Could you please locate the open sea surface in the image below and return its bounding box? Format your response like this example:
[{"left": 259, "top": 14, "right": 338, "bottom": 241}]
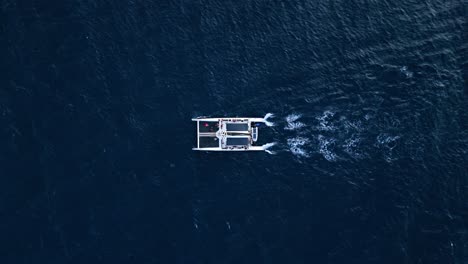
[{"left": 1, "top": 0, "right": 467, "bottom": 263}]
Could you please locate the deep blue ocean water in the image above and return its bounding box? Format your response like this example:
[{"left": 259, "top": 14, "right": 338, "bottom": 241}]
[{"left": 1, "top": 0, "right": 467, "bottom": 263}]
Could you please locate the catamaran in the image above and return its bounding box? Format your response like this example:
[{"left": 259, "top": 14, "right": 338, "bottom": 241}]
[{"left": 192, "top": 114, "right": 275, "bottom": 152}]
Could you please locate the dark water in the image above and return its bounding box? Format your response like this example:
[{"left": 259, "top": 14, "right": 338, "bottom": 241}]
[{"left": 1, "top": 0, "right": 467, "bottom": 263}]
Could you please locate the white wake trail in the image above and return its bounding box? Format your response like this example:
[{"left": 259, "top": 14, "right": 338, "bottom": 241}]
[
  {"left": 263, "top": 113, "right": 275, "bottom": 127},
  {"left": 285, "top": 113, "right": 302, "bottom": 123},
  {"left": 262, "top": 142, "right": 277, "bottom": 154},
  {"left": 284, "top": 113, "right": 305, "bottom": 131},
  {"left": 287, "top": 137, "right": 310, "bottom": 157}
]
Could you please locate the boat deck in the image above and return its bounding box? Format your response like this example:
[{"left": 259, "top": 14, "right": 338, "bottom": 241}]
[
  {"left": 199, "top": 136, "right": 219, "bottom": 148},
  {"left": 198, "top": 121, "right": 218, "bottom": 133},
  {"left": 192, "top": 117, "right": 270, "bottom": 151}
]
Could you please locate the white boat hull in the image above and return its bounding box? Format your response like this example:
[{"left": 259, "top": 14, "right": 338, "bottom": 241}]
[{"left": 192, "top": 114, "right": 274, "bottom": 152}]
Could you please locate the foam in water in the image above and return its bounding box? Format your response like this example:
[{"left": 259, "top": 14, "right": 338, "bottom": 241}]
[
  {"left": 286, "top": 113, "right": 301, "bottom": 123},
  {"left": 285, "top": 122, "right": 306, "bottom": 130},
  {"left": 343, "top": 136, "right": 364, "bottom": 159},
  {"left": 264, "top": 113, "right": 274, "bottom": 119},
  {"left": 262, "top": 142, "right": 277, "bottom": 155},
  {"left": 376, "top": 134, "right": 400, "bottom": 149},
  {"left": 262, "top": 142, "right": 276, "bottom": 149},
  {"left": 287, "top": 137, "right": 310, "bottom": 157},
  {"left": 285, "top": 113, "right": 305, "bottom": 131},
  {"left": 400, "top": 66, "right": 413, "bottom": 78},
  {"left": 376, "top": 133, "right": 401, "bottom": 162},
  {"left": 263, "top": 113, "right": 275, "bottom": 127},
  {"left": 343, "top": 119, "right": 364, "bottom": 133},
  {"left": 318, "top": 135, "right": 337, "bottom": 161},
  {"left": 316, "top": 110, "right": 336, "bottom": 131}
]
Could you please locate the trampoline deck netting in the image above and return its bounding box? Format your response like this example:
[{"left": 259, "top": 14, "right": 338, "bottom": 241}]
[
  {"left": 198, "top": 121, "right": 218, "bottom": 133},
  {"left": 226, "top": 137, "right": 250, "bottom": 146},
  {"left": 226, "top": 123, "right": 248, "bottom": 131},
  {"left": 199, "top": 136, "right": 219, "bottom": 148}
]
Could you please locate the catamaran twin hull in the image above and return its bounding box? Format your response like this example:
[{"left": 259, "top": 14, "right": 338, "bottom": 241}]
[{"left": 192, "top": 114, "right": 275, "bottom": 152}]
